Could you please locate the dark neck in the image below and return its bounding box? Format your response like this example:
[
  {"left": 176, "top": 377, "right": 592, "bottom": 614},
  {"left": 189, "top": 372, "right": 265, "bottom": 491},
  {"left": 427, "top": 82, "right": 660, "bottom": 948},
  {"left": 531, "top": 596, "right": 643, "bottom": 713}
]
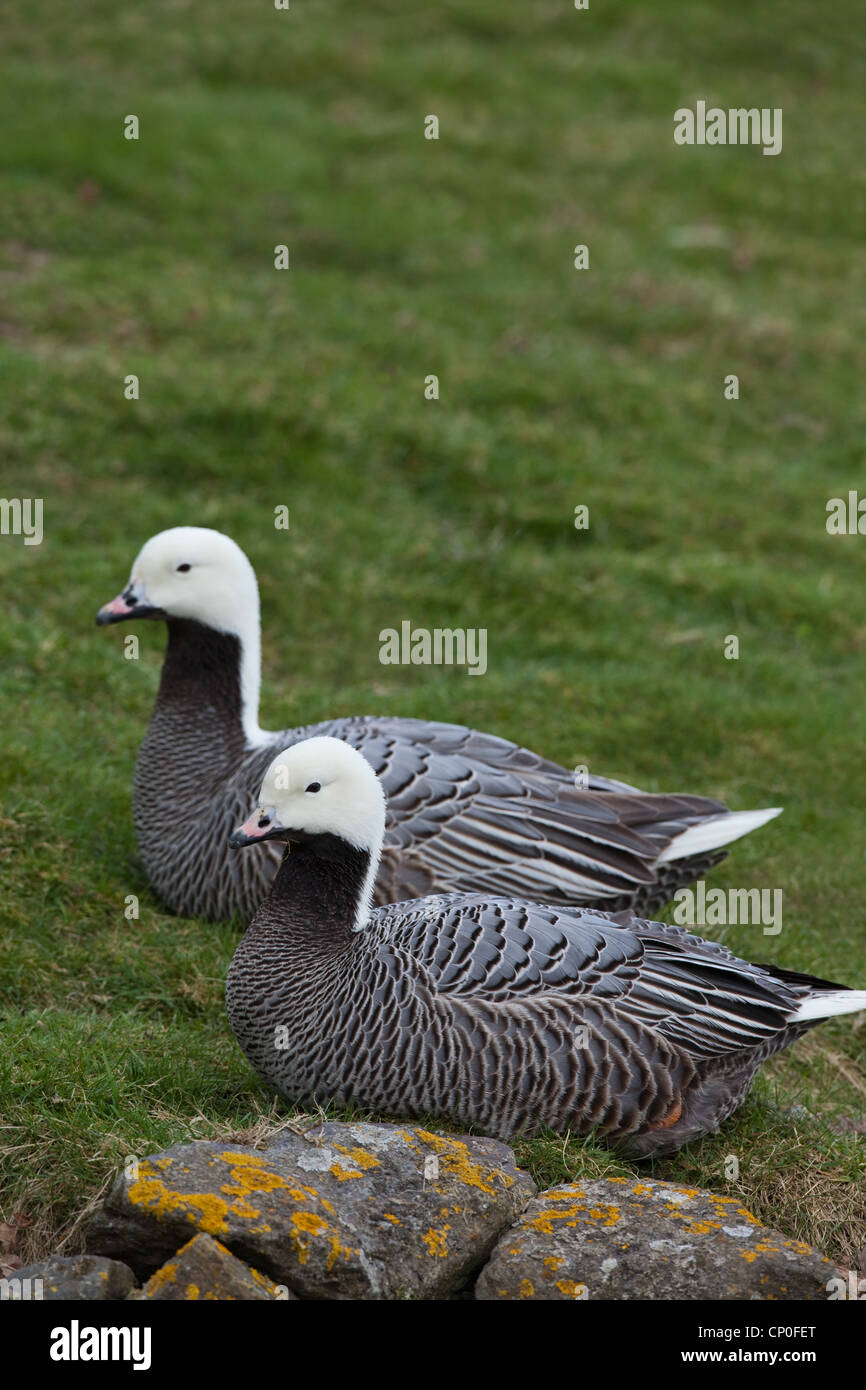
[
  {"left": 154, "top": 619, "right": 246, "bottom": 739},
  {"left": 252, "top": 836, "right": 372, "bottom": 945}
]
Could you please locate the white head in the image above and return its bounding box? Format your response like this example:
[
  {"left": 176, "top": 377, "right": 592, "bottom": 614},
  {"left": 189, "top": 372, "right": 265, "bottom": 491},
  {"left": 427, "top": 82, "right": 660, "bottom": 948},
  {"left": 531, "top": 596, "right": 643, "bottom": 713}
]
[
  {"left": 97, "top": 526, "right": 266, "bottom": 744},
  {"left": 230, "top": 737, "right": 387, "bottom": 929}
]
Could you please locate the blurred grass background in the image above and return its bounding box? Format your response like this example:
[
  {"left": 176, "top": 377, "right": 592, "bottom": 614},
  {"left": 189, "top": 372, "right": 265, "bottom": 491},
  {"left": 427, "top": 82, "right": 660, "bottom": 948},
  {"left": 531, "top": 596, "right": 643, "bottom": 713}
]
[{"left": 1, "top": 0, "right": 865, "bottom": 1272}]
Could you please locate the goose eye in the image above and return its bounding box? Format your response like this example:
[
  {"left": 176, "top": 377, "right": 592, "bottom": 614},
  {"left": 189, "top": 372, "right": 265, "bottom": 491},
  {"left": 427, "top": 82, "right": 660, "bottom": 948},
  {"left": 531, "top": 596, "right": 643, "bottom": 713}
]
[
  {"left": 305, "top": 782, "right": 322, "bottom": 794},
  {"left": 176, "top": 563, "right": 191, "bottom": 573}
]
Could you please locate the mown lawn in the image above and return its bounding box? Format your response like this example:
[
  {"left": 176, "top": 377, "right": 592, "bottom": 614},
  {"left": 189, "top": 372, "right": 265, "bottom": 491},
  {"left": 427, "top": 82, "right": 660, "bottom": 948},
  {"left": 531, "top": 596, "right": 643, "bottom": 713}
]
[{"left": 1, "top": 0, "right": 865, "bottom": 1275}]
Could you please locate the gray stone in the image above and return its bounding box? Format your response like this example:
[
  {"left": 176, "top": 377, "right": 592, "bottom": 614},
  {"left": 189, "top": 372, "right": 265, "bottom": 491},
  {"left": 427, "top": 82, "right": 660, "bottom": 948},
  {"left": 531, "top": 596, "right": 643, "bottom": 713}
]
[
  {"left": 1, "top": 1254, "right": 137, "bottom": 1301},
  {"left": 85, "top": 1121, "right": 535, "bottom": 1299},
  {"left": 475, "top": 1177, "right": 838, "bottom": 1300},
  {"left": 133, "top": 1232, "right": 290, "bottom": 1300}
]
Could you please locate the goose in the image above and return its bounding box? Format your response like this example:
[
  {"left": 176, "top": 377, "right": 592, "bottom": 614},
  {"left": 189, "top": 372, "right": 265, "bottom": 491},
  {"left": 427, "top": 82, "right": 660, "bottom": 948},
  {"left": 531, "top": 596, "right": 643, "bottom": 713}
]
[
  {"left": 97, "top": 526, "right": 781, "bottom": 922},
  {"left": 226, "top": 737, "right": 865, "bottom": 1155}
]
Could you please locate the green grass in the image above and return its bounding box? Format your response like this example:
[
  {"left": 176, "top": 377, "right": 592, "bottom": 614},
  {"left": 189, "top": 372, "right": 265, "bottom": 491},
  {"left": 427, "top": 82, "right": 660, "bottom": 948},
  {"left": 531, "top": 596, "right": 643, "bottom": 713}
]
[{"left": 1, "top": 0, "right": 865, "bottom": 1275}]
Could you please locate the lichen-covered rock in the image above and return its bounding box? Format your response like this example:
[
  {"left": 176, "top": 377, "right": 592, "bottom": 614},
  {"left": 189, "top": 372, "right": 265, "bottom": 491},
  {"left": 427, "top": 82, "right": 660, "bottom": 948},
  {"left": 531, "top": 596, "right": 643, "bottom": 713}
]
[
  {"left": 475, "top": 1178, "right": 837, "bottom": 1301},
  {"left": 2, "top": 1254, "right": 137, "bottom": 1301},
  {"left": 85, "top": 1121, "right": 535, "bottom": 1299},
  {"left": 133, "top": 1233, "right": 289, "bottom": 1300}
]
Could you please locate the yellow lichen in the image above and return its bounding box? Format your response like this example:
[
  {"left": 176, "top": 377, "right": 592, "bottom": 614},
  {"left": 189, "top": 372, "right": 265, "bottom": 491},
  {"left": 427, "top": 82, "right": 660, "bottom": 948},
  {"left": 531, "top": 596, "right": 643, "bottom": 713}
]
[
  {"left": 555, "top": 1280, "right": 586, "bottom": 1299},
  {"left": 292, "top": 1211, "right": 328, "bottom": 1236},
  {"left": 128, "top": 1173, "right": 231, "bottom": 1236},
  {"left": 128, "top": 1155, "right": 320, "bottom": 1236},
  {"left": 325, "top": 1233, "right": 354, "bottom": 1273},
  {"left": 250, "top": 1266, "right": 278, "bottom": 1294},
  {"left": 588, "top": 1205, "right": 620, "bottom": 1227},
  {"left": 405, "top": 1129, "right": 512, "bottom": 1195},
  {"left": 422, "top": 1225, "right": 450, "bottom": 1258},
  {"left": 524, "top": 1205, "right": 582, "bottom": 1234},
  {"left": 185, "top": 1283, "right": 200, "bottom": 1300},
  {"left": 226, "top": 1193, "right": 261, "bottom": 1219},
  {"left": 144, "top": 1261, "right": 177, "bottom": 1293},
  {"left": 129, "top": 1150, "right": 360, "bottom": 1278},
  {"left": 285, "top": 1210, "right": 357, "bottom": 1273},
  {"left": 329, "top": 1162, "right": 363, "bottom": 1181},
  {"left": 217, "top": 1152, "right": 336, "bottom": 1224},
  {"left": 735, "top": 1207, "right": 762, "bottom": 1225},
  {"left": 218, "top": 1152, "right": 294, "bottom": 1201},
  {"left": 518, "top": 1278, "right": 534, "bottom": 1299},
  {"left": 288, "top": 1211, "right": 327, "bottom": 1267},
  {"left": 333, "top": 1144, "right": 380, "bottom": 1172}
]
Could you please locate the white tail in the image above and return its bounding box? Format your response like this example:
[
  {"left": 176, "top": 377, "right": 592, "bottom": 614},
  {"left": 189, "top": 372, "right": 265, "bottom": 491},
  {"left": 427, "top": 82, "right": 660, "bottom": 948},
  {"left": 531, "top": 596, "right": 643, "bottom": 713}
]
[
  {"left": 656, "top": 807, "right": 783, "bottom": 865},
  {"left": 790, "top": 990, "right": 866, "bottom": 1023}
]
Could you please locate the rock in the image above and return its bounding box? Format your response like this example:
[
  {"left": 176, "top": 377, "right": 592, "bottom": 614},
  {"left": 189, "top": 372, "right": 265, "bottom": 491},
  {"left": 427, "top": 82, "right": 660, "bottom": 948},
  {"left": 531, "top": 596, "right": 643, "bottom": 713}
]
[
  {"left": 85, "top": 1121, "right": 535, "bottom": 1299},
  {"left": 133, "top": 1233, "right": 289, "bottom": 1300},
  {"left": 475, "top": 1177, "right": 837, "bottom": 1300},
  {"left": 1, "top": 1254, "right": 137, "bottom": 1301}
]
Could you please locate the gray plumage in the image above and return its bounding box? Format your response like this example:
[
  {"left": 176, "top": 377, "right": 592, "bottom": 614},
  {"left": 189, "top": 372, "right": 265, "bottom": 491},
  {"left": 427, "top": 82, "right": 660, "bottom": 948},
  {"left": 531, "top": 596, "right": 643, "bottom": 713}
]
[
  {"left": 135, "top": 627, "right": 730, "bottom": 922},
  {"left": 225, "top": 740, "right": 860, "bottom": 1155},
  {"left": 98, "top": 527, "right": 781, "bottom": 923}
]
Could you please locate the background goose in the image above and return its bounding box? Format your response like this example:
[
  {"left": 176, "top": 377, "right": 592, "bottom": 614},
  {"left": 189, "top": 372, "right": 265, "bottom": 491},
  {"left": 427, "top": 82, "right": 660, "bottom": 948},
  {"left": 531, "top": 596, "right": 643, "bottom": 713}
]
[
  {"left": 226, "top": 738, "right": 865, "bottom": 1155},
  {"left": 97, "top": 526, "right": 781, "bottom": 922}
]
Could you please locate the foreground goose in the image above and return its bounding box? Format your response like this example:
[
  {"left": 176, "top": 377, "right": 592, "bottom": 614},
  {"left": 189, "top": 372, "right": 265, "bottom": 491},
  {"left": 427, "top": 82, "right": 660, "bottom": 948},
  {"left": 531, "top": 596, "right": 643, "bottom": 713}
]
[
  {"left": 97, "top": 526, "right": 781, "bottom": 921},
  {"left": 226, "top": 738, "right": 864, "bottom": 1155}
]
